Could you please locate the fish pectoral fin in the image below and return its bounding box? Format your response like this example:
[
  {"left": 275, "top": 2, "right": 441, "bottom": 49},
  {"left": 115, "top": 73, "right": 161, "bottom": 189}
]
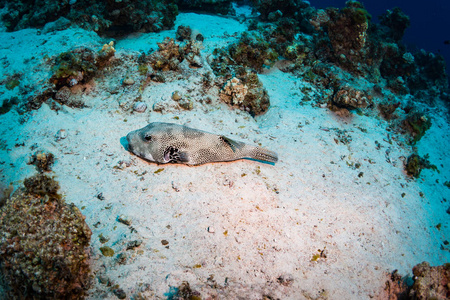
[
  {"left": 176, "top": 152, "right": 190, "bottom": 163},
  {"left": 164, "top": 147, "right": 190, "bottom": 163},
  {"left": 220, "top": 136, "right": 245, "bottom": 153}
]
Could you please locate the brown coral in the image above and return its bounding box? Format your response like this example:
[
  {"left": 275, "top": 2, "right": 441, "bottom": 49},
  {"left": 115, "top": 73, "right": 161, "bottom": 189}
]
[
  {"left": 219, "top": 71, "right": 270, "bottom": 116},
  {"left": 149, "top": 38, "right": 182, "bottom": 71},
  {"left": 219, "top": 77, "right": 248, "bottom": 106},
  {"left": 28, "top": 151, "right": 55, "bottom": 173}
]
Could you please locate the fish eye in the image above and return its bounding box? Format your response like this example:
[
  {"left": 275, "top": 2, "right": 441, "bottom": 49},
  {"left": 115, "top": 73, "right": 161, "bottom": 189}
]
[{"left": 144, "top": 134, "right": 152, "bottom": 141}]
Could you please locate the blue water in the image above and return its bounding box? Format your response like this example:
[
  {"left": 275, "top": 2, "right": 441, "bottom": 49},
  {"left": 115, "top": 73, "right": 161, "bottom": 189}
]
[{"left": 314, "top": 0, "right": 450, "bottom": 77}]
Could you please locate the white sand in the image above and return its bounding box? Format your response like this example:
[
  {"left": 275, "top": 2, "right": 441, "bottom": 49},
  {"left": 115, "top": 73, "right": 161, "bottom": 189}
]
[{"left": 0, "top": 13, "right": 449, "bottom": 299}]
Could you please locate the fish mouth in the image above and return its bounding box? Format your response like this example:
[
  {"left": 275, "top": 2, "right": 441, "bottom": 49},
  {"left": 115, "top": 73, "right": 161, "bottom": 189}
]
[{"left": 126, "top": 133, "right": 134, "bottom": 152}]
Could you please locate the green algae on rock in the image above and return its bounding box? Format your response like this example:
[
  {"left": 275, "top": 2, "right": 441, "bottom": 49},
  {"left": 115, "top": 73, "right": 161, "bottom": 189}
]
[
  {"left": 402, "top": 112, "right": 432, "bottom": 144},
  {"left": 405, "top": 153, "right": 437, "bottom": 178}
]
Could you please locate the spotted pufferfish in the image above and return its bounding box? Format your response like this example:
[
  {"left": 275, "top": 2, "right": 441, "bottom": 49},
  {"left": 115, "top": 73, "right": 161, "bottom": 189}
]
[{"left": 126, "top": 122, "right": 278, "bottom": 165}]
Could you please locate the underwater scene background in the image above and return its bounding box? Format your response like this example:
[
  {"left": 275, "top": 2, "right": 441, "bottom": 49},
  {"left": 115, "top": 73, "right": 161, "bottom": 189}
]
[{"left": 0, "top": 0, "right": 449, "bottom": 299}]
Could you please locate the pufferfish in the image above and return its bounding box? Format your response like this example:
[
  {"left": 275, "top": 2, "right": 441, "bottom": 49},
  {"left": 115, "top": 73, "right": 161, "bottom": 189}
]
[{"left": 126, "top": 122, "right": 278, "bottom": 165}]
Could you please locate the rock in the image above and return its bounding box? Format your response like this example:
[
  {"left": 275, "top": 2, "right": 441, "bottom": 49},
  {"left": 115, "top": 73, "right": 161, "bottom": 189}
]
[
  {"left": 172, "top": 91, "right": 182, "bottom": 101},
  {"left": 178, "top": 98, "right": 193, "bottom": 110},
  {"left": 176, "top": 25, "right": 192, "bottom": 41},
  {"left": 55, "top": 86, "right": 72, "bottom": 103},
  {"left": 99, "top": 246, "right": 115, "bottom": 257},
  {"left": 55, "top": 129, "right": 67, "bottom": 141},
  {"left": 112, "top": 288, "right": 126, "bottom": 299},
  {"left": 126, "top": 240, "right": 143, "bottom": 250},
  {"left": 42, "top": 17, "right": 72, "bottom": 33},
  {"left": 123, "top": 77, "right": 135, "bottom": 85},
  {"left": 133, "top": 102, "right": 147, "bottom": 113},
  {"left": 117, "top": 215, "right": 132, "bottom": 226},
  {"left": 153, "top": 100, "right": 166, "bottom": 112}
]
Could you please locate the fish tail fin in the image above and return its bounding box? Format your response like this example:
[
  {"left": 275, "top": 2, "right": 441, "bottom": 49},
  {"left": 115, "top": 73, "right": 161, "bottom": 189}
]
[
  {"left": 221, "top": 136, "right": 278, "bottom": 164},
  {"left": 248, "top": 146, "right": 278, "bottom": 164}
]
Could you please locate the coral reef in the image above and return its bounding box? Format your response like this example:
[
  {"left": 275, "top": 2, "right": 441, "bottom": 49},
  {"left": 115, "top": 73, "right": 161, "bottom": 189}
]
[
  {"left": 175, "top": 0, "right": 234, "bottom": 15},
  {"left": 167, "top": 281, "right": 201, "bottom": 300},
  {"left": 0, "top": 182, "right": 13, "bottom": 209},
  {"left": 407, "top": 50, "right": 449, "bottom": 99},
  {"left": 409, "top": 262, "right": 450, "bottom": 299},
  {"left": 1, "top": 0, "right": 69, "bottom": 31},
  {"left": 239, "top": 71, "right": 270, "bottom": 116},
  {"left": 26, "top": 42, "right": 116, "bottom": 110},
  {"left": 4, "top": 73, "right": 22, "bottom": 91},
  {"left": 51, "top": 47, "right": 97, "bottom": 89},
  {"left": 252, "top": 0, "right": 311, "bottom": 21},
  {"left": 323, "top": 1, "right": 372, "bottom": 75},
  {"left": 0, "top": 174, "right": 92, "bottom": 299},
  {"left": 381, "top": 263, "right": 450, "bottom": 299},
  {"left": 1, "top": 0, "right": 178, "bottom": 35},
  {"left": 379, "top": 7, "right": 410, "bottom": 42}
]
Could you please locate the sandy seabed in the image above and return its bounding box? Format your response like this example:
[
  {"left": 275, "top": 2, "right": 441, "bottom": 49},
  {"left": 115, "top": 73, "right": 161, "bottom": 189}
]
[{"left": 0, "top": 12, "right": 449, "bottom": 299}]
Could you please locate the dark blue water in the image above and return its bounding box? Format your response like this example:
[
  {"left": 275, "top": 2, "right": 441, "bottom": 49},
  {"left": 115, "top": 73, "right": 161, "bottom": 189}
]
[{"left": 314, "top": 0, "right": 450, "bottom": 77}]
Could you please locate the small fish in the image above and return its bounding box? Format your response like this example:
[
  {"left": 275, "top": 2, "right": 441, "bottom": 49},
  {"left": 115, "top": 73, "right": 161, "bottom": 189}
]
[{"left": 126, "top": 122, "right": 278, "bottom": 165}]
